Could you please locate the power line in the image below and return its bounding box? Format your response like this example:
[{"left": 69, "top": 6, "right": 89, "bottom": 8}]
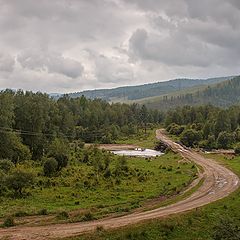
[{"left": 0, "top": 126, "right": 106, "bottom": 138}]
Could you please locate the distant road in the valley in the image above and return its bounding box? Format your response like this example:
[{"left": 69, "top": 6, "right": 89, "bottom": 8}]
[{"left": 0, "top": 129, "right": 239, "bottom": 240}]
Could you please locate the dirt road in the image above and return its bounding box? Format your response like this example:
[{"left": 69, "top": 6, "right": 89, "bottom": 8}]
[{"left": 0, "top": 129, "right": 239, "bottom": 240}]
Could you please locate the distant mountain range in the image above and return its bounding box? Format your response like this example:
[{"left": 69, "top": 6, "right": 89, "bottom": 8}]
[
  {"left": 51, "top": 76, "right": 234, "bottom": 102},
  {"left": 50, "top": 75, "right": 240, "bottom": 110}
]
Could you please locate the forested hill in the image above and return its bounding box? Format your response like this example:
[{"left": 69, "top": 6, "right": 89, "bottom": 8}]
[
  {"left": 0, "top": 90, "right": 162, "bottom": 161},
  {"left": 144, "top": 76, "right": 240, "bottom": 110},
  {"left": 63, "top": 76, "right": 233, "bottom": 102}
]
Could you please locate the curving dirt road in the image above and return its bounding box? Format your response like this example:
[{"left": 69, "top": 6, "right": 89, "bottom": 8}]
[{"left": 0, "top": 129, "right": 239, "bottom": 240}]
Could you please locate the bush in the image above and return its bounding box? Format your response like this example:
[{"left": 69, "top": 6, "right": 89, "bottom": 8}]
[
  {"left": 234, "top": 143, "right": 240, "bottom": 155},
  {"left": 5, "top": 169, "right": 35, "bottom": 197},
  {"left": 96, "top": 225, "right": 104, "bottom": 232},
  {"left": 38, "top": 208, "right": 48, "bottom": 215},
  {"left": 48, "top": 138, "right": 69, "bottom": 170},
  {"left": 55, "top": 154, "right": 68, "bottom": 170},
  {"left": 167, "top": 123, "right": 185, "bottom": 136},
  {"left": 0, "top": 159, "right": 14, "bottom": 173},
  {"left": 180, "top": 129, "right": 202, "bottom": 147},
  {"left": 212, "top": 217, "right": 240, "bottom": 240},
  {"left": 217, "top": 131, "right": 235, "bottom": 149},
  {"left": 154, "top": 141, "right": 168, "bottom": 152},
  {"left": 43, "top": 157, "right": 58, "bottom": 177},
  {"left": 83, "top": 212, "right": 94, "bottom": 221},
  {"left": 14, "top": 211, "right": 28, "bottom": 217},
  {"left": 3, "top": 216, "right": 15, "bottom": 227},
  {"left": 57, "top": 211, "right": 69, "bottom": 220}
]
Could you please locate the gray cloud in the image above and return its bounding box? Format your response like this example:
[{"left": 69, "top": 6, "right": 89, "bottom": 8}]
[
  {"left": 0, "top": 0, "right": 239, "bottom": 93},
  {"left": 128, "top": 0, "right": 240, "bottom": 68},
  {"left": 129, "top": 29, "right": 212, "bottom": 67},
  {"left": 0, "top": 53, "right": 15, "bottom": 72},
  {"left": 17, "top": 50, "right": 84, "bottom": 79}
]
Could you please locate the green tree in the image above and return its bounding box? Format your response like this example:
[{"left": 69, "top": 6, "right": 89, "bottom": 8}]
[
  {"left": 139, "top": 105, "right": 148, "bottom": 134},
  {"left": 167, "top": 123, "right": 185, "bottom": 136},
  {"left": 48, "top": 138, "right": 69, "bottom": 170},
  {"left": 0, "top": 132, "right": 31, "bottom": 164},
  {"left": 214, "top": 111, "right": 231, "bottom": 137},
  {"left": 217, "top": 131, "right": 235, "bottom": 149},
  {"left": 180, "top": 129, "right": 202, "bottom": 147},
  {"left": 14, "top": 91, "right": 51, "bottom": 159},
  {"left": 0, "top": 170, "right": 7, "bottom": 195}
]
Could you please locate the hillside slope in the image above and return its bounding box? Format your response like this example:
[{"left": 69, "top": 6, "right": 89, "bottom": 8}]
[
  {"left": 144, "top": 76, "right": 240, "bottom": 110},
  {"left": 67, "top": 76, "right": 233, "bottom": 101}
]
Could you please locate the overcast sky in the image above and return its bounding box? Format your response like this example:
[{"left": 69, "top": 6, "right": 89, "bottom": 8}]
[{"left": 0, "top": 0, "right": 239, "bottom": 93}]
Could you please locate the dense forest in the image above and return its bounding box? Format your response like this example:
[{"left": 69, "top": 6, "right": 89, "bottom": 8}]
[
  {"left": 1, "top": 86, "right": 240, "bottom": 164},
  {"left": 0, "top": 89, "right": 162, "bottom": 161},
  {"left": 66, "top": 76, "right": 231, "bottom": 101},
  {"left": 165, "top": 104, "right": 240, "bottom": 151},
  {"left": 146, "top": 76, "right": 240, "bottom": 110}
]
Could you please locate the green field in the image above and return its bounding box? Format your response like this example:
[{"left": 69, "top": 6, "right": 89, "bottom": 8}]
[
  {"left": 0, "top": 150, "right": 197, "bottom": 224},
  {"left": 116, "top": 128, "right": 159, "bottom": 149},
  {"left": 63, "top": 153, "right": 240, "bottom": 240}
]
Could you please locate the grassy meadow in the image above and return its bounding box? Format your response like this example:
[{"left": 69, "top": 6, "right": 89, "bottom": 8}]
[
  {"left": 62, "top": 153, "right": 240, "bottom": 240},
  {"left": 0, "top": 130, "right": 198, "bottom": 225}
]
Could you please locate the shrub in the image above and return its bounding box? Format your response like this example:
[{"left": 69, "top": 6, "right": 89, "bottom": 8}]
[
  {"left": 168, "top": 123, "right": 185, "bottom": 136},
  {"left": 55, "top": 154, "right": 68, "bottom": 170},
  {"left": 180, "top": 129, "right": 202, "bottom": 147},
  {"left": 43, "top": 157, "right": 58, "bottom": 177},
  {"left": 103, "top": 168, "right": 111, "bottom": 178},
  {"left": 217, "top": 131, "right": 235, "bottom": 149},
  {"left": 83, "top": 212, "right": 94, "bottom": 221},
  {"left": 212, "top": 217, "right": 240, "bottom": 240},
  {"left": 38, "top": 208, "right": 48, "bottom": 215},
  {"left": 14, "top": 211, "right": 28, "bottom": 217},
  {"left": 0, "top": 159, "right": 14, "bottom": 173},
  {"left": 234, "top": 143, "right": 240, "bottom": 155},
  {"left": 48, "top": 138, "right": 69, "bottom": 170},
  {"left": 57, "top": 211, "right": 69, "bottom": 220},
  {"left": 5, "top": 169, "right": 35, "bottom": 197},
  {"left": 96, "top": 225, "right": 104, "bottom": 232},
  {"left": 3, "top": 216, "right": 15, "bottom": 227}
]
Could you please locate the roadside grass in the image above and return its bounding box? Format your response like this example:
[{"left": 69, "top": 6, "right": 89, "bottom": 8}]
[
  {"left": 0, "top": 152, "right": 197, "bottom": 224},
  {"left": 62, "top": 153, "right": 240, "bottom": 240}
]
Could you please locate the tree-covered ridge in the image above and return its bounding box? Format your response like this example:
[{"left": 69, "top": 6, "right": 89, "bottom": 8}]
[
  {"left": 0, "top": 90, "right": 162, "bottom": 161},
  {"left": 145, "top": 76, "right": 240, "bottom": 110},
  {"left": 64, "top": 76, "right": 232, "bottom": 102}
]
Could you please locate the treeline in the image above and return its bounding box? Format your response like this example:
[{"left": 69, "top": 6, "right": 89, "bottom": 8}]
[
  {"left": 146, "top": 76, "right": 240, "bottom": 110},
  {"left": 0, "top": 89, "right": 162, "bottom": 161},
  {"left": 165, "top": 105, "right": 240, "bottom": 150}
]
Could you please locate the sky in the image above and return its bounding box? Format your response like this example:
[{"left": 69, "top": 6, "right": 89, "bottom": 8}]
[{"left": 0, "top": 0, "right": 240, "bottom": 93}]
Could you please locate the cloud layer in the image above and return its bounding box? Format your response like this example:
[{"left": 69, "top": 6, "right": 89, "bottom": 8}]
[{"left": 0, "top": 0, "right": 239, "bottom": 93}]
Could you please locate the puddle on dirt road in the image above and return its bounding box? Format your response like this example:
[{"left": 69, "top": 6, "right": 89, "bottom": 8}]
[{"left": 111, "top": 148, "right": 163, "bottom": 158}]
